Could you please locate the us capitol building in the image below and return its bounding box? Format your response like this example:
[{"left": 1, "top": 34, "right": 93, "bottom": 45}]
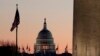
[{"left": 34, "top": 18, "right": 56, "bottom": 56}]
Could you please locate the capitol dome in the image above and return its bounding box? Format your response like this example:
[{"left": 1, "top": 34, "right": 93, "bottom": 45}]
[
  {"left": 37, "top": 18, "right": 53, "bottom": 39},
  {"left": 37, "top": 28, "right": 53, "bottom": 39},
  {"left": 36, "top": 18, "right": 54, "bottom": 44},
  {"left": 35, "top": 18, "right": 55, "bottom": 53}
]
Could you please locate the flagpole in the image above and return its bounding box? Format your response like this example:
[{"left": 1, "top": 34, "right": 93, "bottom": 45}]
[
  {"left": 16, "top": 26, "right": 18, "bottom": 56},
  {"left": 16, "top": 2, "right": 18, "bottom": 54},
  {"left": 10, "top": 3, "right": 20, "bottom": 56}
]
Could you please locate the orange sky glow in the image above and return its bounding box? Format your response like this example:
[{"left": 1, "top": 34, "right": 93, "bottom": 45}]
[{"left": 0, "top": 0, "right": 73, "bottom": 54}]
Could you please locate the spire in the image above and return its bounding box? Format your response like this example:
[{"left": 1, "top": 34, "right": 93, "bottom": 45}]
[{"left": 43, "top": 18, "right": 47, "bottom": 30}]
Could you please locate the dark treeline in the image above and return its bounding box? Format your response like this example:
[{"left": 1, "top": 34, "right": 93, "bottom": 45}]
[
  {"left": 0, "top": 41, "right": 16, "bottom": 56},
  {"left": 0, "top": 41, "right": 72, "bottom": 56}
]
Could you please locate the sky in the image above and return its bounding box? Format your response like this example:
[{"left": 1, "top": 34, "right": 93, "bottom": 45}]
[{"left": 0, "top": 0, "right": 73, "bottom": 53}]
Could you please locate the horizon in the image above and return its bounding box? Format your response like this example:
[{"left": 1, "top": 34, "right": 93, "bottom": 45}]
[{"left": 0, "top": 0, "right": 73, "bottom": 54}]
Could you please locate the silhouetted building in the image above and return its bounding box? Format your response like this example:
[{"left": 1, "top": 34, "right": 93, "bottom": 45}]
[{"left": 34, "top": 18, "right": 56, "bottom": 56}]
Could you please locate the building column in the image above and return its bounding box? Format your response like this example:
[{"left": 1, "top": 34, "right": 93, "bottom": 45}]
[{"left": 73, "top": 0, "right": 100, "bottom": 56}]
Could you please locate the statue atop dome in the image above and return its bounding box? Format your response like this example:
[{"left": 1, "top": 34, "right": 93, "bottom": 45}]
[{"left": 43, "top": 18, "right": 47, "bottom": 30}]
